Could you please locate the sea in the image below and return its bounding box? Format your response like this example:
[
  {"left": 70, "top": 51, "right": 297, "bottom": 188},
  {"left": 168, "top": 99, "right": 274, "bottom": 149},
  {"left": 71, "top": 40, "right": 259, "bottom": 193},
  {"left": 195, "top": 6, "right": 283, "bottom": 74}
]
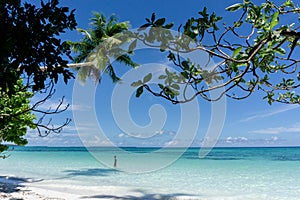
[{"left": 1, "top": 146, "right": 300, "bottom": 199}]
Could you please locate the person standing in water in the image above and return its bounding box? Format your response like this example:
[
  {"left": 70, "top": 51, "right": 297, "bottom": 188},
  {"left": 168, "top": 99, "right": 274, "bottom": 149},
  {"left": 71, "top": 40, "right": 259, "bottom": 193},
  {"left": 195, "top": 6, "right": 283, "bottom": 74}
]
[{"left": 113, "top": 155, "right": 117, "bottom": 168}]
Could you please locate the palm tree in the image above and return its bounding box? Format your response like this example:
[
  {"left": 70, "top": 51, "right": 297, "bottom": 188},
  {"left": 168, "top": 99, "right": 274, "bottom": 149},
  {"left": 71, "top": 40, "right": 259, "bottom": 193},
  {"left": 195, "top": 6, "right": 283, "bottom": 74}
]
[{"left": 69, "top": 12, "right": 138, "bottom": 83}]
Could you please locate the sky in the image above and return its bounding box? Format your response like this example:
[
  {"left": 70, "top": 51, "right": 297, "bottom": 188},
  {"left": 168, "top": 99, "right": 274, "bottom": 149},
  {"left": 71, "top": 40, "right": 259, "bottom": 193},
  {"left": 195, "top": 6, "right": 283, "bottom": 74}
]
[{"left": 24, "top": 0, "right": 300, "bottom": 147}]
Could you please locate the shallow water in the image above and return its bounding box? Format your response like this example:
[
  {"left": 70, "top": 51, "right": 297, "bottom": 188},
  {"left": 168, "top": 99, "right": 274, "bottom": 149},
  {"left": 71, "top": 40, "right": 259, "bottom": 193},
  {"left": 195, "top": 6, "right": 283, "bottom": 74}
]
[{"left": 1, "top": 147, "right": 300, "bottom": 199}]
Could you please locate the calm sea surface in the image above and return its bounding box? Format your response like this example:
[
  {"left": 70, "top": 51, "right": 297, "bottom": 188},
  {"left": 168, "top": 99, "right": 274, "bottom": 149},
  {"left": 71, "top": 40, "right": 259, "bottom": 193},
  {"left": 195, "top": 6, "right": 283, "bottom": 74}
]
[{"left": 1, "top": 146, "right": 300, "bottom": 199}]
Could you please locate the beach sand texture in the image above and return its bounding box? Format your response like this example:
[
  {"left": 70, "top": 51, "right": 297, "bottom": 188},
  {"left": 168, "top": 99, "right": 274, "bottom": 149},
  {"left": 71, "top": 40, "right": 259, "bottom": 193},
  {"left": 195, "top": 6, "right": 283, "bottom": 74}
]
[{"left": 0, "top": 176, "right": 199, "bottom": 200}]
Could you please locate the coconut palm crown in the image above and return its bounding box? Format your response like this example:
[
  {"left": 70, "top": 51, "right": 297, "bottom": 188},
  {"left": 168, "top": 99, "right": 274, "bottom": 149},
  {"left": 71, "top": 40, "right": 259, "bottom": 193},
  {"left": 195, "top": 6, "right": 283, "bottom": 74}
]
[{"left": 69, "top": 12, "right": 138, "bottom": 83}]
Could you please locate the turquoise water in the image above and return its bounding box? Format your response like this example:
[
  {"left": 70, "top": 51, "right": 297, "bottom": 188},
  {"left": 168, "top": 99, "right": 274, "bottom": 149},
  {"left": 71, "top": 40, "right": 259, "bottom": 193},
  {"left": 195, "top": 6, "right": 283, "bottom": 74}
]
[{"left": 1, "top": 147, "right": 300, "bottom": 199}]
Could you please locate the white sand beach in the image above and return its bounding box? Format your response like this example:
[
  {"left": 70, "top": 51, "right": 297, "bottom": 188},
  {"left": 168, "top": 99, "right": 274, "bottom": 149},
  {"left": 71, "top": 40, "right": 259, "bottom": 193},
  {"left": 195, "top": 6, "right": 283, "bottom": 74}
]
[
  {"left": 0, "top": 176, "right": 78, "bottom": 200},
  {"left": 0, "top": 176, "right": 200, "bottom": 200}
]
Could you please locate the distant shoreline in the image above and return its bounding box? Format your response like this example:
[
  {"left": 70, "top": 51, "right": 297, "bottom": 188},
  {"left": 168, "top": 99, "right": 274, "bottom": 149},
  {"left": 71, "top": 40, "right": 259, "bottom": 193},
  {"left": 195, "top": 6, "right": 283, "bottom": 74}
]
[{"left": 5, "top": 145, "right": 300, "bottom": 150}]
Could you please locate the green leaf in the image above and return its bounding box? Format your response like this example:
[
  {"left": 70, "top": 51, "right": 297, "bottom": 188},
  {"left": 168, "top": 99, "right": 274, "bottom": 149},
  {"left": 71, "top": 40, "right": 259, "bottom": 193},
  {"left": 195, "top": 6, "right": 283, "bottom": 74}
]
[
  {"left": 231, "top": 63, "right": 238, "bottom": 72},
  {"left": 136, "top": 86, "right": 144, "bottom": 97},
  {"left": 160, "top": 42, "right": 167, "bottom": 52},
  {"left": 143, "top": 73, "right": 152, "bottom": 83},
  {"left": 159, "top": 75, "right": 167, "bottom": 79},
  {"left": 138, "top": 23, "right": 151, "bottom": 31},
  {"left": 232, "top": 46, "right": 243, "bottom": 57},
  {"left": 155, "top": 18, "right": 166, "bottom": 26},
  {"left": 270, "top": 12, "right": 279, "bottom": 30},
  {"left": 286, "top": 78, "right": 295, "bottom": 86},
  {"left": 226, "top": 3, "right": 243, "bottom": 12},
  {"left": 199, "top": 7, "right": 208, "bottom": 17},
  {"left": 164, "top": 22, "right": 174, "bottom": 29},
  {"left": 165, "top": 68, "right": 171, "bottom": 76},
  {"left": 128, "top": 39, "right": 137, "bottom": 54},
  {"left": 172, "top": 89, "right": 180, "bottom": 96},
  {"left": 181, "top": 61, "right": 189, "bottom": 70},
  {"left": 243, "top": 0, "right": 251, "bottom": 5},
  {"left": 275, "top": 47, "right": 286, "bottom": 55},
  {"left": 234, "top": 21, "right": 243, "bottom": 27},
  {"left": 158, "top": 83, "right": 164, "bottom": 90},
  {"left": 181, "top": 71, "right": 189, "bottom": 79},
  {"left": 167, "top": 52, "right": 176, "bottom": 61},
  {"left": 171, "top": 84, "right": 180, "bottom": 90},
  {"left": 284, "top": 0, "right": 294, "bottom": 7},
  {"left": 131, "top": 80, "right": 143, "bottom": 87},
  {"left": 151, "top": 13, "right": 155, "bottom": 22},
  {"left": 264, "top": 92, "right": 274, "bottom": 105}
]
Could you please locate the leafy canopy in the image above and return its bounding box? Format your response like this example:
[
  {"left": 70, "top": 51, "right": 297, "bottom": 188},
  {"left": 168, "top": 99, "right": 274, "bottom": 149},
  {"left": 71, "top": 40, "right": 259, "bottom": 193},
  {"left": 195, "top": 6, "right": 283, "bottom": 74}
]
[
  {"left": 73, "top": 1, "right": 300, "bottom": 105},
  {"left": 0, "top": 79, "right": 36, "bottom": 153},
  {"left": 0, "top": 0, "right": 76, "bottom": 154},
  {"left": 128, "top": 0, "right": 300, "bottom": 105},
  {"left": 0, "top": 0, "right": 76, "bottom": 94}
]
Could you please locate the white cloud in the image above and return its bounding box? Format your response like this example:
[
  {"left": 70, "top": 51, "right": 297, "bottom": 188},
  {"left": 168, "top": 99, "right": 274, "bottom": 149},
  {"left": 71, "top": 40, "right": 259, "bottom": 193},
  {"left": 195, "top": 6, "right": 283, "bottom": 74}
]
[
  {"left": 214, "top": 136, "right": 284, "bottom": 146},
  {"left": 225, "top": 136, "right": 248, "bottom": 144},
  {"left": 271, "top": 136, "right": 279, "bottom": 141},
  {"left": 118, "top": 133, "right": 126, "bottom": 138},
  {"left": 71, "top": 104, "right": 92, "bottom": 111},
  {"left": 240, "top": 104, "right": 299, "bottom": 122},
  {"left": 251, "top": 123, "right": 300, "bottom": 134},
  {"left": 25, "top": 131, "right": 83, "bottom": 146},
  {"left": 79, "top": 134, "right": 113, "bottom": 147},
  {"left": 164, "top": 140, "right": 179, "bottom": 146},
  {"left": 62, "top": 126, "right": 78, "bottom": 132},
  {"left": 71, "top": 123, "right": 100, "bottom": 133},
  {"left": 263, "top": 136, "right": 282, "bottom": 145},
  {"left": 155, "top": 130, "right": 165, "bottom": 135}
]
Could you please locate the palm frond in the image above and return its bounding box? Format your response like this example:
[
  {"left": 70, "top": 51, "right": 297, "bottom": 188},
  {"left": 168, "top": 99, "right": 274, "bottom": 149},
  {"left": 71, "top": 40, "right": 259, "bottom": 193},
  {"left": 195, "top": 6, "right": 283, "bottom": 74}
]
[
  {"left": 105, "top": 64, "right": 120, "bottom": 82},
  {"left": 77, "top": 28, "right": 93, "bottom": 41},
  {"left": 116, "top": 54, "right": 139, "bottom": 68},
  {"left": 69, "top": 12, "right": 139, "bottom": 84},
  {"left": 106, "top": 22, "right": 129, "bottom": 36}
]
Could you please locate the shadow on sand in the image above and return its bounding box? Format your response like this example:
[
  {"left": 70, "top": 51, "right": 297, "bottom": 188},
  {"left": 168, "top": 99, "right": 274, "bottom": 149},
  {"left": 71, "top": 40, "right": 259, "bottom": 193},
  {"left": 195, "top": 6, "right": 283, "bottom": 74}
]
[
  {"left": 81, "top": 193, "right": 198, "bottom": 200},
  {"left": 0, "top": 177, "right": 25, "bottom": 194},
  {"left": 63, "top": 168, "right": 118, "bottom": 177},
  {"left": 81, "top": 189, "right": 199, "bottom": 200},
  {"left": 0, "top": 176, "right": 42, "bottom": 199}
]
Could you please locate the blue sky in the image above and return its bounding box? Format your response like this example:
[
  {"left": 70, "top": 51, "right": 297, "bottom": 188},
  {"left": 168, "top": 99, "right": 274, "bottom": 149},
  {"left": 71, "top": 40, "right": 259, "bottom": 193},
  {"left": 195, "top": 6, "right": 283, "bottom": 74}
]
[{"left": 25, "top": 0, "right": 300, "bottom": 147}]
